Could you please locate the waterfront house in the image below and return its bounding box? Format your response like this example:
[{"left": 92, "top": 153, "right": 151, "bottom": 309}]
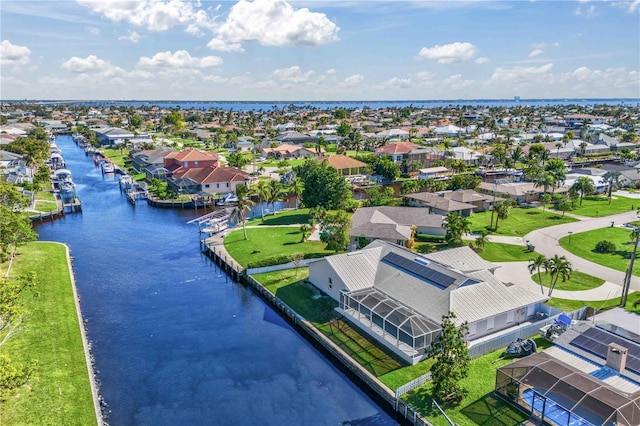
[
  {"left": 167, "top": 165, "right": 249, "bottom": 195},
  {"left": 307, "top": 240, "right": 548, "bottom": 364},
  {"left": 93, "top": 127, "right": 151, "bottom": 146},
  {"left": 404, "top": 192, "right": 477, "bottom": 217},
  {"left": 477, "top": 181, "right": 569, "bottom": 204},
  {"left": 418, "top": 166, "right": 452, "bottom": 181},
  {"left": 131, "top": 147, "right": 176, "bottom": 173},
  {"left": 349, "top": 206, "right": 445, "bottom": 247},
  {"left": 275, "top": 130, "right": 316, "bottom": 145},
  {"left": 436, "top": 189, "right": 494, "bottom": 212},
  {"left": 163, "top": 149, "right": 220, "bottom": 175}
]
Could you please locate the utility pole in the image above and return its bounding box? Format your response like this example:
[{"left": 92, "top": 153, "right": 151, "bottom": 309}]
[
  {"left": 490, "top": 183, "right": 497, "bottom": 230},
  {"left": 621, "top": 227, "right": 640, "bottom": 307}
]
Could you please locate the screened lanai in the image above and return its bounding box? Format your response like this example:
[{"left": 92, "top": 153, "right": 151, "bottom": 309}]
[
  {"left": 340, "top": 288, "right": 441, "bottom": 362},
  {"left": 496, "top": 352, "right": 640, "bottom": 426}
]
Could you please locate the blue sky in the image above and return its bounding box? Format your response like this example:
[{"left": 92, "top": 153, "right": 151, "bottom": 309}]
[{"left": 1, "top": 0, "right": 639, "bottom": 101}]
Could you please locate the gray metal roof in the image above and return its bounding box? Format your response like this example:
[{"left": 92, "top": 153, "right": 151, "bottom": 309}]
[
  {"left": 325, "top": 246, "right": 382, "bottom": 292},
  {"left": 350, "top": 206, "right": 443, "bottom": 241},
  {"left": 424, "top": 246, "right": 496, "bottom": 273}
]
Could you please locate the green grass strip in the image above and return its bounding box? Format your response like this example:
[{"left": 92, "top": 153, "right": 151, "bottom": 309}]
[{"left": 0, "top": 242, "right": 97, "bottom": 425}]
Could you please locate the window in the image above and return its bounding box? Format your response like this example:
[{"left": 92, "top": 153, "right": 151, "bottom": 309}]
[
  {"left": 216, "top": 183, "right": 220, "bottom": 188},
  {"left": 507, "top": 311, "right": 514, "bottom": 324},
  {"left": 486, "top": 316, "right": 495, "bottom": 330},
  {"left": 467, "top": 322, "right": 476, "bottom": 336},
  {"left": 226, "top": 182, "right": 229, "bottom": 187},
  {"left": 194, "top": 161, "right": 199, "bottom": 168},
  {"left": 205, "top": 184, "right": 210, "bottom": 188},
  {"left": 184, "top": 161, "right": 188, "bottom": 168}
]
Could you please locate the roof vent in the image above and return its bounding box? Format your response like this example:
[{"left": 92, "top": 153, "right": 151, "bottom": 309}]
[{"left": 414, "top": 257, "right": 429, "bottom": 266}]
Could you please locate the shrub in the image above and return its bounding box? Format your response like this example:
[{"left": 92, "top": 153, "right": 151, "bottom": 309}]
[{"left": 594, "top": 240, "right": 616, "bottom": 253}]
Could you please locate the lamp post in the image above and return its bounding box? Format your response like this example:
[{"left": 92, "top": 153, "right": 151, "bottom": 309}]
[
  {"left": 568, "top": 231, "right": 573, "bottom": 244},
  {"left": 621, "top": 225, "right": 640, "bottom": 307}
]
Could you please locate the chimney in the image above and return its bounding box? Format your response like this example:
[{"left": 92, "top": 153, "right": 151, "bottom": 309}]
[{"left": 605, "top": 343, "right": 628, "bottom": 372}]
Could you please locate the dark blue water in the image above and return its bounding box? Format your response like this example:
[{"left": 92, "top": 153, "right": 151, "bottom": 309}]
[
  {"left": 36, "top": 136, "right": 397, "bottom": 426},
  {"left": 21, "top": 98, "right": 639, "bottom": 111}
]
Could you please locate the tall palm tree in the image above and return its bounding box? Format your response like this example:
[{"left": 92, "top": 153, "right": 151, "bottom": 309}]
[
  {"left": 535, "top": 172, "right": 556, "bottom": 196},
  {"left": 253, "top": 180, "right": 270, "bottom": 222},
  {"left": 290, "top": 177, "right": 304, "bottom": 210},
  {"left": 493, "top": 199, "right": 514, "bottom": 232},
  {"left": 602, "top": 170, "right": 622, "bottom": 205},
  {"left": 528, "top": 255, "right": 548, "bottom": 295},
  {"left": 233, "top": 184, "right": 254, "bottom": 240},
  {"left": 571, "top": 176, "right": 595, "bottom": 206},
  {"left": 546, "top": 254, "right": 572, "bottom": 297}
]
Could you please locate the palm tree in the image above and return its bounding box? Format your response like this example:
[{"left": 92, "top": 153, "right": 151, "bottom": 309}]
[
  {"left": 493, "top": 198, "right": 515, "bottom": 232},
  {"left": 266, "top": 180, "right": 283, "bottom": 215},
  {"left": 534, "top": 172, "right": 556, "bottom": 196},
  {"left": 290, "top": 177, "right": 304, "bottom": 210},
  {"left": 253, "top": 180, "right": 270, "bottom": 222},
  {"left": 442, "top": 212, "right": 471, "bottom": 247},
  {"left": 571, "top": 176, "right": 595, "bottom": 206},
  {"left": 528, "top": 255, "right": 548, "bottom": 294},
  {"left": 539, "top": 193, "right": 552, "bottom": 211},
  {"left": 474, "top": 231, "right": 488, "bottom": 251},
  {"left": 233, "top": 184, "right": 254, "bottom": 240},
  {"left": 602, "top": 170, "right": 622, "bottom": 205},
  {"left": 546, "top": 254, "right": 572, "bottom": 297}
]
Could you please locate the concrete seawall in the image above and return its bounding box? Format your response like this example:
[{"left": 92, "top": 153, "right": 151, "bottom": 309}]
[{"left": 60, "top": 242, "right": 104, "bottom": 426}]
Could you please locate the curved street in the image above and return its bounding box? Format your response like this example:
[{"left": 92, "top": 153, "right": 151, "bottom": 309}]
[{"left": 481, "top": 208, "right": 640, "bottom": 301}]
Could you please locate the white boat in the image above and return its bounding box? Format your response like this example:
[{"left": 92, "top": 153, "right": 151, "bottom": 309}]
[
  {"left": 215, "top": 193, "right": 239, "bottom": 206},
  {"left": 202, "top": 220, "right": 229, "bottom": 234},
  {"left": 102, "top": 162, "right": 115, "bottom": 173}
]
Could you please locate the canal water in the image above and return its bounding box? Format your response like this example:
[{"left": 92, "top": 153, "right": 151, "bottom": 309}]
[{"left": 35, "top": 136, "right": 396, "bottom": 426}]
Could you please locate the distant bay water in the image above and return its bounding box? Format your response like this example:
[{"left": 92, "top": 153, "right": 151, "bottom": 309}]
[{"left": 26, "top": 98, "right": 640, "bottom": 111}]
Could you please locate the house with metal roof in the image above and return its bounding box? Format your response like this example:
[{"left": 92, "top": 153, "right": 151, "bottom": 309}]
[
  {"left": 404, "top": 192, "right": 477, "bottom": 217},
  {"left": 350, "top": 206, "right": 445, "bottom": 247},
  {"left": 307, "top": 240, "right": 548, "bottom": 364}
]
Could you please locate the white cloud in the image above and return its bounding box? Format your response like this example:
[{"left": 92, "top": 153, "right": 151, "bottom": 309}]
[
  {"left": 1, "top": 40, "right": 31, "bottom": 67},
  {"left": 475, "top": 57, "right": 490, "bottom": 64},
  {"left": 203, "top": 75, "right": 229, "bottom": 83},
  {"left": 326, "top": 68, "right": 336, "bottom": 75},
  {"left": 491, "top": 63, "right": 554, "bottom": 83},
  {"left": 119, "top": 30, "right": 141, "bottom": 43},
  {"left": 85, "top": 26, "right": 101, "bottom": 35},
  {"left": 343, "top": 74, "right": 363, "bottom": 86},
  {"left": 76, "top": 0, "right": 216, "bottom": 33},
  {"left": 553, "top": 42, "right": 560, "bottom": 47},
  {"left": 529, "top": 49, "right": 544, "bottom": 58},
  {"left": 414, "top": 71, "right": 437, "bottom": 81},
  {"left": 531, "top": 42, "right": 546, "bottom": 49},
  {"left": 616, "top": 0, "right": 640, "bottom": 13},
  {"left": 207, "top": 0, "right": 339, "bottom": 52},
  {"left": 417, "top": 42, "right": 477, "bottom": 64},
  {"left": 272, "top": 66, "right": 314, "bottom": 83},
  {"left": 574, "top": 5, "right": 597, "bottom": 17},
  {"left": 441, "top": 74, "right": 473, "bottom": 90},
  {"left": 384, "top": 77, "right": 412, "bottom": 89},
  {"left": 61, "top": 54, "right": 111, "bottom": 73},
  {"left": 138, "top": 50, "right": 223, "bottom": 69}
]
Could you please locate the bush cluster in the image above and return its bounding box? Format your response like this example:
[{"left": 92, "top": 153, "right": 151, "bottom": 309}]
[{"left": 594, "top": 240, "right": 616, "bottom": 253}]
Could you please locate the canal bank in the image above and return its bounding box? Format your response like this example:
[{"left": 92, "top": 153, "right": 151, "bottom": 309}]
[{"left": 35, "top": 135, "right": 398, "bottom": 425}]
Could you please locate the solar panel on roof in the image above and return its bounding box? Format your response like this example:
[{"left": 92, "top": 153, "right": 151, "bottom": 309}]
[
  {"left": 570, "top": 327, "right": 640, "bottom": 375},
  {"left": 382, "top": 252, "right": 457, "bottom": 288}
]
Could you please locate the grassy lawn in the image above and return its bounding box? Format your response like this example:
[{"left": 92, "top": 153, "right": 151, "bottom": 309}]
[
  {"left": 32, "top": 200, "right": 58, "bottom": 212},
  {"left": 245, "top": 208, "right": 310, "bottom": 226},
  {"left": 412, "top": 234, "right": 448, "bottom": 254},
  {"left": 252, "top": 269, "right": 404, "bottom": 378},
  {"left": 468, "top": 207, "right": 577, "bottom": 236},
  {"left": 0, "top": 242, "right": 96, "bottom": 425},
  {"left": 478, "top": 242, "right": 538, "bottom": 262},
  {"left": 531, "top": 270, "right": 605, "bottom": 291},
  {"left": 224, "top": 226, "right": 333, "bottom": 267},
  {"left": 35, "top": 190, "right": 56, "bottom": 202},
  {"left": 100, "top": 147, "right": 131, "bottom": 169},
  {"left": 556, "top": 194, "right": 638, "bottom": 217},
  {"left": 404, "top": 336, "right": 553, "bottom": 426},
  {"left": 559, "top": 227, "right": 640, "bottom": 276},
  {"left": 546, "top": 291, "right": 640, "bottom": 313}
]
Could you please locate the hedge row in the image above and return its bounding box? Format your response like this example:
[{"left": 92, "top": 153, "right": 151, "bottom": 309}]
[{"left": 247, "top": 252, "right": 328, "bottom": 269}]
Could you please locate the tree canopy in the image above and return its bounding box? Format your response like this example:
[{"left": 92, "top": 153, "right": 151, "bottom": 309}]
[{"left": 296, "top": 160, "right": 352, "bottom": 210}]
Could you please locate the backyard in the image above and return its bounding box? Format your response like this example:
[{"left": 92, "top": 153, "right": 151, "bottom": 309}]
[
  {"left": 467, "top": 207, "right": 577, "bottom": 236},
  {"left": 477, "top": 242, "right": 539, "bottom": 262},
  {"left": 224, "top": 226, "right": 334, "bottom": 268},
  {"left": 559, "top": 227, "right": 640, "bottom": 276}
]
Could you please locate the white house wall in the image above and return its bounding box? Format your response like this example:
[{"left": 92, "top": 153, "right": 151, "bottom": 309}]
[{"left": 308, "top": 260, "right": 348, "bottom": 302}]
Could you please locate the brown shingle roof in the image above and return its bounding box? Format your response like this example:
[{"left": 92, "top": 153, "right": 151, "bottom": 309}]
[{"left": 321, "top": 155, "right": 367, "bottom": 170}]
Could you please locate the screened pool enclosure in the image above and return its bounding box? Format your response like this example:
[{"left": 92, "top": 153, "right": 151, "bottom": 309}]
[
  {"left": 496, "top": 353, "right": 640, "bottom": 426},
  {"left": 340, "top": 288, "right": 441, "bottom": 361}
]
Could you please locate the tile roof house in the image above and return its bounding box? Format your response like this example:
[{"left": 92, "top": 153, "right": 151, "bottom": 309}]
[
  {"left": 404, "top": 192, "right": 477, "bottom": 217},
  {"left": 275, "top": 130, "right": 316, "bottom": 145},
  {"left": 163, "top": 149, "right": 220, "bottom": 175},
  {"left": 167, "top": 165, "right": 250, "bottom": 195},
  {"left": 350, "top": 206, "right": 445, "bottom": 247},
  {"left": 436, "top": 189, "right": 494, "bottom": 212},
  {"left": 375, "top": 142, "right": 444, "bottom": 167},
  {"left": 477, "top": 181, "right": 569, "bottom": 204},
  {"left": 262, "top": 143, "right": 324, "bottom": 159},
  {"left": 131, "top": 147, "right": 176, "bottom": 173},
  {"left": 321, "top": 155, "right": 368, "bottom": 176},
  {"left": 308, "top": 240, "right": 548, "bottom": 364}
]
